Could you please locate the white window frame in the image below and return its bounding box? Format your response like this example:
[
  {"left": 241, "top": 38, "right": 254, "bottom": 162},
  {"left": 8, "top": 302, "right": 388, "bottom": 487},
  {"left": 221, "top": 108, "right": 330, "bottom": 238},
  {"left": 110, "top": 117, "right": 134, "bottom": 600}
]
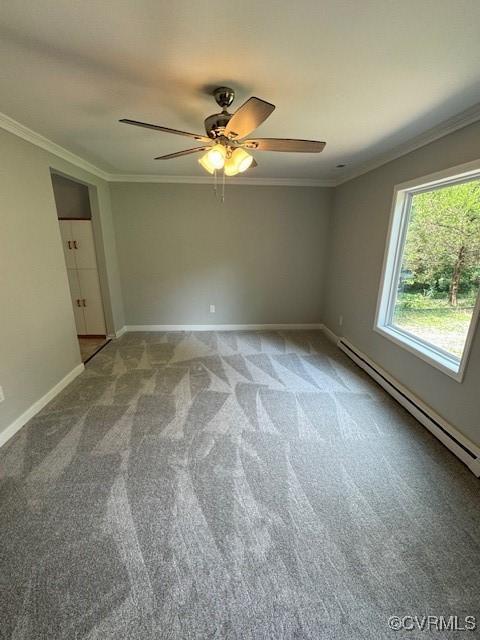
[{"left": 375, "top": 159, "right": 480, "bottom": 382}]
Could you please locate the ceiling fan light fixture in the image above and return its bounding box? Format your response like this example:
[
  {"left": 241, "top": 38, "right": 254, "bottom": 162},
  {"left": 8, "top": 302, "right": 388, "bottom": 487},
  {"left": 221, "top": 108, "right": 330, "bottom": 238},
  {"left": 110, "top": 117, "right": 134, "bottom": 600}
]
[
  {"left": 198, "top": 153, "right": 216, "bottom": 174},
  {"left": 224, "top": 158, "right": 240, "bottom": 177},
  {"left": 121, "top": 87, "right": 325, "bottom": 181},
  {"left": 206, "top": 144, "right": 226, "bottom": 169},
  {"left": 231, "top": 147, "right": 253, "bottom": 173}
]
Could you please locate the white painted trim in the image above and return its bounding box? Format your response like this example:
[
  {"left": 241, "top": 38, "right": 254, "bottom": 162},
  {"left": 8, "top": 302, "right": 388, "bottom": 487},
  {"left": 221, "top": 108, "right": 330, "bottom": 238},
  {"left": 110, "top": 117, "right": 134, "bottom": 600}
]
[
  {"left": 337, "top": 102, "right": 480, "bottom": 184},
  {"left": 374, "top": 159, "right": 480, "bottom": 383},
  {"left": 321, "top": 324, "right": 340, "bottom": 344},
  {"left": 393, "top": 157, "right": 480, "bottom": 192},
  {"left": 337, "top": 337, "right": 480, "bottom": 477},
  {"left": 107, "top": 174, "right": 335, "bottom": 187},
  {"left": 114, "top": 326, "right": 127, "bottom": 338},
  {"left": 0, "top": 111, "right": 110, "bottom": 180},
  {"left": 125, "top": 323, "right": 323, "bottom": 332},
  {"left": 0, "top": 111, "right": 332, "bottom": 187},
  {"left": 471, "top": 458, "right": 480, "bottom": 477},
  {"left": 3, "top": 101, "right": 479, "bottom": 188},
  {"left": 374, "top": 325, "right": 464, "bottom": 381},
  {"left": 0, "top": 363, "right": 84, "bottom": 449}
]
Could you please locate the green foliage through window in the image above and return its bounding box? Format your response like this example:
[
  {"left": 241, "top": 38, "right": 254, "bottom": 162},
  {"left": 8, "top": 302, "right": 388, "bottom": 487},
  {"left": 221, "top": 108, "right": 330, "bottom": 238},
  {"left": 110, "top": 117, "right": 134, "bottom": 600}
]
[{"left": 392, "top": 178, "right": 480, "bottom": 358}]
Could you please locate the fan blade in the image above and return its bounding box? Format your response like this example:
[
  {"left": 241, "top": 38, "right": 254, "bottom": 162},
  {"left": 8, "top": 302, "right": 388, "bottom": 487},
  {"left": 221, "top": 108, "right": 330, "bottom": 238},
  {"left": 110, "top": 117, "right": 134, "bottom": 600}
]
[
  {"left": 154, "top": 147, "right": 210, "bottom": 160},
  {"left": 224, "top": 97, "right": 275, "bottom": 139},
  {"left": 120, "top": 119, "right": 210, "bottom": 142},
  {"left": 242, "top": 138, "right": 326, "bottom": 153}
]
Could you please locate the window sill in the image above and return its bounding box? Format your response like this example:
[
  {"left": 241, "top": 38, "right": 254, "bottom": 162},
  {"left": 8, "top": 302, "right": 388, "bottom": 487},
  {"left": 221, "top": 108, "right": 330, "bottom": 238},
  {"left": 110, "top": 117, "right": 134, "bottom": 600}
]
[{"left": 374, "top": 324, "right": 464, "bottom": 382}]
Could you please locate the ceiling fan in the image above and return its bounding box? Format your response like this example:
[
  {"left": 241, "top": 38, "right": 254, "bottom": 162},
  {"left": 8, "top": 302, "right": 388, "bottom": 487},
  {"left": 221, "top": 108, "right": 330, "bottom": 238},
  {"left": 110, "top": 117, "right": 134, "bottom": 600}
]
[{"left": 120, "top": 86, "right": 326, "bottom": 176}]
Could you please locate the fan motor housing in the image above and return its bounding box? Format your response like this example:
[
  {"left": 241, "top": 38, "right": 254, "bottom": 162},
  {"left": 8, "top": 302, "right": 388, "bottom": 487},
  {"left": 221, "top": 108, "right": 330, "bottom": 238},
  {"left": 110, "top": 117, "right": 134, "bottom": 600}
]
[
  {"left": 205, "top": 86, "right": 236, "bottom": 137},
  {"left": 204, "top": 111, "right": 232, "bottom": 138}
]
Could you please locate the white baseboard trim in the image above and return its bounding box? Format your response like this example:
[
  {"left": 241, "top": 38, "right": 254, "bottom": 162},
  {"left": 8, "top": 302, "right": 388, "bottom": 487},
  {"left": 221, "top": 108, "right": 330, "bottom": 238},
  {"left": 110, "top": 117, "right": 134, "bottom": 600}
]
[
  {"left": 321, "top": 324, "right": 340, "bottom": 344},
  {"left": 125, "top": 323, "right": 324, "bottom": 332},
  {"left": 471, "top": 458, "right": 480, "bottom": 477},
  {"left": 335, "top": 335, "right": 480, "bottom": 477},
  {"left": 115, "top": 326, "right": 127, "bottom": 338},
  {"left": 0, "top": 363, "right": 84, "bottom": 449}
]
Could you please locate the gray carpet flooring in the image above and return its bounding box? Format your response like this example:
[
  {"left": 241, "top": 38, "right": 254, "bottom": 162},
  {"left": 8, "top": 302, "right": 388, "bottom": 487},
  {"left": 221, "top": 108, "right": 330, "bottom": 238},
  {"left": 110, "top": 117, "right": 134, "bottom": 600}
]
[{"left": 1, "top": 330, "right": 479, "bottom": 639}]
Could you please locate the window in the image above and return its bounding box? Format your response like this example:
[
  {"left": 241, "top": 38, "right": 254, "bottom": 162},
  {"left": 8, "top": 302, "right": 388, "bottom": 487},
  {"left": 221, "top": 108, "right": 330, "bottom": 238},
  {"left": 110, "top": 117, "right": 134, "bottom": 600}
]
[{"left": 375, "top": 161, "right": 480, "bottom": 381}]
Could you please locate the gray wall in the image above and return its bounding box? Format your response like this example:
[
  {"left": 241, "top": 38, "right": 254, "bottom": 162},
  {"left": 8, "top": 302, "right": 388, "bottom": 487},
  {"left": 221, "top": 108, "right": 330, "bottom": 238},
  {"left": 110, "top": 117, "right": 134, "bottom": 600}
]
[
  {"left": 51, "top": 172, "right": 92, "bottom": 219},
  {"left": 112, "top": 183, "right": 332, "bottom": 325},
  {"left": 2, "top": 116, "right": 479, "bottom": 453},
  {"left": 323, "top": 120, "right": 480, "bottom": 447},
  {"left": 0, "top": 128, "right": 124, "bottom": 440}
]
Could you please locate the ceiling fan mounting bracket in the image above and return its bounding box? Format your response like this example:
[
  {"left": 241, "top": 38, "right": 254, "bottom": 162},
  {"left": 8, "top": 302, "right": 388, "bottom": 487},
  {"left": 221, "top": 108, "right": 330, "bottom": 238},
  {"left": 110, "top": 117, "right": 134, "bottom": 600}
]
[{"left": 213, "top": 86, "right": 235, "bottom": 109}]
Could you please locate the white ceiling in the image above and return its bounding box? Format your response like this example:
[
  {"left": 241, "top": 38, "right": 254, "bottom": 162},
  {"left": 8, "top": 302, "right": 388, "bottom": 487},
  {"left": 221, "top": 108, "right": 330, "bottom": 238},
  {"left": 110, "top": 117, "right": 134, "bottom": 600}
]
[{"left": 1, "top": 0, "right": 480, "bottom": 181}]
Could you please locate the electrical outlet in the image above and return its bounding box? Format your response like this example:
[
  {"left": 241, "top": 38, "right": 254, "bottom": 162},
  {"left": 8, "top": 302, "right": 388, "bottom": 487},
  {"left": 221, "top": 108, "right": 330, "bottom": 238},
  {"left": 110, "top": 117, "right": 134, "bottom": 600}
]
[
  {"left": 339, "top": 315, "right": 343, "bottom": 327},
  {"left": 0, "top": 386, "right": 4, "bottom": 403},
  {"left": 209, "top": 304, "right": 216, "bottom": 314}
]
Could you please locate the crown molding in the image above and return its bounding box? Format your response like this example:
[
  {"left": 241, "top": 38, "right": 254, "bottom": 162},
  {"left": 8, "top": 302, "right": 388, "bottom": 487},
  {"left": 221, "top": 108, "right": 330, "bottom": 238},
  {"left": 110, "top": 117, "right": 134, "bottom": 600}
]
[
  {"left": 2, "top": 102, "right": 480, "bottom": 188},
  {"left": 336, "top": 102, "right": 480, "bottom": 185},
  {"left": 0, "top": 112, "right": 333, "bottom": 186},
  {"left": 0, "top": 111, "right": 110, "bottom": 180},
  {"left": 107, "top": 173, "right": 336, "bottom": 187}
]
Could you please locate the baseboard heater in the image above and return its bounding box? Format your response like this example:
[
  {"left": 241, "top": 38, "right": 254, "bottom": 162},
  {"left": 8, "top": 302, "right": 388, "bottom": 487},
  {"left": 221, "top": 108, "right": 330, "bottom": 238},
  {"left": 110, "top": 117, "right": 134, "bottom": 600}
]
[{"left": 337, "top": 338, "right": 480, "bottom": 478}]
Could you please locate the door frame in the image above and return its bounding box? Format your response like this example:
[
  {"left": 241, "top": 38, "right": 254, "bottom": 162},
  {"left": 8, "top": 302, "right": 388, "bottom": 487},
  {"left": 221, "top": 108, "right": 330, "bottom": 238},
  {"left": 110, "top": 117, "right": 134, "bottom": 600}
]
[{"left": 51, "top": 169, "right": 115, "bottom": 338}]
